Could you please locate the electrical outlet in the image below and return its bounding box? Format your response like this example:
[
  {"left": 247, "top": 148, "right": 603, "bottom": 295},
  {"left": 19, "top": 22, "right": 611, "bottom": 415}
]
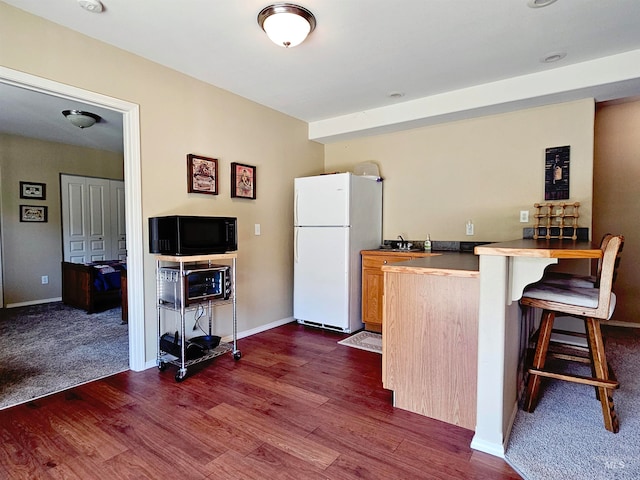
[
  {"left": 465, "top": 221, "right": 474, "bottom": 236},
  {"left": 41, "top": 275, "right": 49, "bottom": 285},
  {"left": 254, "top": 223, "right": 261, "bottom": 236},
  {"left": 520, "top": 210, "right": 529, "bottom": 223}
]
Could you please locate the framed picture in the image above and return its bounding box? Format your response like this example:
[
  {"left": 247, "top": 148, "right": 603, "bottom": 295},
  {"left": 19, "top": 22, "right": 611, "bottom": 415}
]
[
  {"left": 20, "top": 205, "right": 48, "bottom": 223},
  {"left": 187, "top": 154, "right": 218, "bottom": 195},
  {"left": 231, "top": 163, "right": 256, "bottom": 199},
  {"left": 20, "top": 181, "right": 46, "bottom": 200},
  {"left": 544, "top": 145, "right": 570, "bottom": 200}
]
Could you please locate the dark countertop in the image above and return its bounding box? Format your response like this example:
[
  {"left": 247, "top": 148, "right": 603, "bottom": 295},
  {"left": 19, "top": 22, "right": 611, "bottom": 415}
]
[
  {"left": 380, "top": 252, "right": 479, "bottom": 278},
  {"left": 361, "top": 249, "right": 438, "bottom": 257}
]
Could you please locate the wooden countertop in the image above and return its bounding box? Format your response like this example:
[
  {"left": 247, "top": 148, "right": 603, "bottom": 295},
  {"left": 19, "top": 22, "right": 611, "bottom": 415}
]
[
  {"left": 381, "top": 252, "right": 479, "bottom": 278},
  {"left": 474, "top": 239, "right": 601, "bottom": 259}
]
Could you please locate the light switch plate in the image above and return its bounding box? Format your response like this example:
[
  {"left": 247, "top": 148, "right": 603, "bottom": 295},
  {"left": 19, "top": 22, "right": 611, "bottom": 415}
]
[{"left": 254, "top": 223, "right": 261, "bottom": 235}]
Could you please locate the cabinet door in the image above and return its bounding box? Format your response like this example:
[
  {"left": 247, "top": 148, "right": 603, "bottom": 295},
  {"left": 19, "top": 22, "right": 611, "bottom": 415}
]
[
  {"left": 361, "top": 254, "right": 411, "bottom": 331},
  {"left": 362, "top": 267, "right": 384, "bottom": 330}
]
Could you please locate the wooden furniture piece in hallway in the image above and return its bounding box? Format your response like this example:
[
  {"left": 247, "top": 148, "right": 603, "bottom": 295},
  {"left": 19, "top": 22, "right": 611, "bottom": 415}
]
[
  {"left": 0, "top": 322, "right": 521, "bottom": 479},
  {"left": 520, "top": 235, "right": 624, "bottom": 432},
  {"left": 62, "top": 261, "right": 126, "bottom": 313},
  {"left": 121, "top": 268, "right": 128, "bottom": 323}
]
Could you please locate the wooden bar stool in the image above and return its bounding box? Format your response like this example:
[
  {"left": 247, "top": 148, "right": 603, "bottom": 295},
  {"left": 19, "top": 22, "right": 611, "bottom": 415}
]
[
  {"left": 538, "top": 233, "right": 613, "bottom": 289},
  {"left": 520, "top": 235, "right": 624, "bottom": 433}
]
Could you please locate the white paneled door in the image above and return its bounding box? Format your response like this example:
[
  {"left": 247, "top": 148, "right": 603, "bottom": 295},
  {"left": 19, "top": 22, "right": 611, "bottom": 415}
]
[
  {"left": 61, "top": 174, "right": 125, "bottom": 263},
  {"left": 110, "top": 180, "right": 127, "bottom": 261}
]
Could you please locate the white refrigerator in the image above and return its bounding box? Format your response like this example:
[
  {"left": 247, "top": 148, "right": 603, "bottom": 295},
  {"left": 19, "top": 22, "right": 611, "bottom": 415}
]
[{"left": 293, "top": 173, "right": 382, "bottom": 333}]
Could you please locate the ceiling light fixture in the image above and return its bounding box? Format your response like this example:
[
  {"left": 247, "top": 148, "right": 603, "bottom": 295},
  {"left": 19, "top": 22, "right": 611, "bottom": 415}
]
[
  {"left": 527, "top": 0, "right": 558, "bottom": 7},
  {"left": 62, "top": 110, "right": 102, "bottom": 129},
  {"left": 78, "top": 0, "right": 104, "bottom": 13},
  {"left": 541, "top": 51, "right": 567, "bottom": 63},
  {"left": 257, "top": 3, "right": 316, "bottom": 48}
]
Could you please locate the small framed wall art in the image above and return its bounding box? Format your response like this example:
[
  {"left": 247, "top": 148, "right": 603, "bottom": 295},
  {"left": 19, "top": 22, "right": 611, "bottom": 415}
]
[
  {"left": 20, "top": 181, "right": 46, "bottom": 200},
  {"left": 20, "top": 205, "right": 48, "bottom": 223},
  {"left": 187, "top": 154, "right": 218, "bottom": 195},
  {"left": 544, "top": 145, "right": 570, "bottom": 200},
  {"left": 231, "top": 162, "right": 256, "bottom": 199}
]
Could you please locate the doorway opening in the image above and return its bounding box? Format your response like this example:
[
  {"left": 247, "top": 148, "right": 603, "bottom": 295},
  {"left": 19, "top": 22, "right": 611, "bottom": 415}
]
[{"left": 0, "top": 66, "right": 145, "bottom": 372}]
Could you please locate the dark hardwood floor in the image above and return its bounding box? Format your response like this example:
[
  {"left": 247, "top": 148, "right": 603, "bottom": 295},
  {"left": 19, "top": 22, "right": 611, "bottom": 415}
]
[{"left": 0, "top": 322, "right": 521, "bottom": 479}]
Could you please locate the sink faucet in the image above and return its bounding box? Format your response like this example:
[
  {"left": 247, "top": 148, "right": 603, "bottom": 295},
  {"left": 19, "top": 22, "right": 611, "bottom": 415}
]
[{"left": 397, "top": 235, "right": 406, "bottom": 250}]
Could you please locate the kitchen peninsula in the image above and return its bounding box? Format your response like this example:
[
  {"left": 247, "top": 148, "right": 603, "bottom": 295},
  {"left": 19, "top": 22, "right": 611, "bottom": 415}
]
[
  {"left": 471, "top": 239, "right": 602, "bottom": 458},
  {"left": 381, "top": 253, "right": 480, "bottom": 430},
  {"left": 377, "top": 239, "right": 602, "bottom": 456}
]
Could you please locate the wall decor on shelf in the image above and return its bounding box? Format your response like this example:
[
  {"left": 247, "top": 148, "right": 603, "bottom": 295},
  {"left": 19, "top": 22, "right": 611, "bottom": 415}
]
[
  {"left": 20, "top": 181, "right": 46, "bottom": 200},
  {"left": 20, "top": 205, "right": 48, "bottom": 223},
  {"left": 544, "top": 145, "right": 570, "bottom": 200},
  {"left": 187, "top": 154, "right": 218, "bottom": 195},
  {"left": 231, "top": 162, "right": 256, "bottom": 199}
]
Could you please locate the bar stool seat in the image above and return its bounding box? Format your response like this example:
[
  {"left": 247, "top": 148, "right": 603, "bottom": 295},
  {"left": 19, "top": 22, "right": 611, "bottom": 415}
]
[
  {"left": 520, "top": 234, "right": 624, "bottom": 433},
  {"left": 523, "top": 284, "right": 616, "bottom": 318}
]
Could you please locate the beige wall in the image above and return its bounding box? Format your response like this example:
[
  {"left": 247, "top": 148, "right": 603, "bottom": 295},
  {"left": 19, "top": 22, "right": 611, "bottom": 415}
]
[
  {"left": 325, "top": 99, "right": 595, "bottom": 243},
  {"left": 1, "top": 3, "right": 324, "bottom": 361},
  {"left": 594, "top": 99, "right": 640, "bottom": 324},
  {"left": 0, "top": 133, "right": 123, "bottom": 305}
]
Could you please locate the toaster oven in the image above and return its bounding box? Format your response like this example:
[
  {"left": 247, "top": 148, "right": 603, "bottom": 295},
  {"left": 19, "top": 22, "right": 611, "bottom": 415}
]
[{"left": 158, "top": 263, "right": 231, "bottom": 307}]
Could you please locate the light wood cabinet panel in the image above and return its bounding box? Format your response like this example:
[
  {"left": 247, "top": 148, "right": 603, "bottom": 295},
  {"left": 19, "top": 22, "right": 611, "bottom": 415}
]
[
  {"left": 361, "top": 253, "right": 412, "bottom": 332},
  {"left": 361, "top": 251, "right": 435, "bottom": 332},
  {"left": 383, "top": 270, "right": 479, "bottom": 430}
]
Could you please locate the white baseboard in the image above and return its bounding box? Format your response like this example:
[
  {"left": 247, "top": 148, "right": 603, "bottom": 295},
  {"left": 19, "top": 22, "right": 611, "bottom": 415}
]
[
  {"left": 470, "top": 435, "right": 506, "bottom": 459},
  {"left": 143, "top": 316, "right": 296, "bottom": 370},
  {"left": 6, "top": 297, "right": 62, "bottom": 308},
  {"left": 470, "top": 400, "right": 517, "bottom": 459},
  {"left": 222, "top": 316, "right": 295, "bottom": 343}
]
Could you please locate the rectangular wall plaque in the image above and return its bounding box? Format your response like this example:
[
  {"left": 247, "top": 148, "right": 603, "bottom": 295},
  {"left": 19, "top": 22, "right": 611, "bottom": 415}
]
[{"left": 544, "top": 145, "right": 570, "bottom": 200}]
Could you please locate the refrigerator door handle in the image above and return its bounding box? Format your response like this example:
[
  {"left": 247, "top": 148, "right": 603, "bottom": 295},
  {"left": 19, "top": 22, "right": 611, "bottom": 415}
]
[
  {"left": 294, "top": 190, "right": 298, "bottom": 226},
  {"left": 294, "top": 228, "right": 299, "bottom": 263}
]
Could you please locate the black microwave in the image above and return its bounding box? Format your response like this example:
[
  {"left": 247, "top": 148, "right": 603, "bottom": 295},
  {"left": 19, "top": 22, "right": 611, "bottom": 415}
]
[{"left": 149, "top": 216, "right": 237, "bottom": 255}]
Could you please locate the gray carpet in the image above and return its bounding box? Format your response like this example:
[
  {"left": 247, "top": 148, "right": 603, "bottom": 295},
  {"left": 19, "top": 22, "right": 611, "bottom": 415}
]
[
  {"left": 505, "top": 327, "right": 640, "bottom": 479},
  {"left": 0, "top": 302, "right": 129, "bottom": 410}
]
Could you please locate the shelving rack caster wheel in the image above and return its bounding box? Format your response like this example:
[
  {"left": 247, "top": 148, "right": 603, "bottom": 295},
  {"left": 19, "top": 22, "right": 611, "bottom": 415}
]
[
  {"left": 158, "top": 361, "right": 167, "bottom": 371},
  {"left": 233, "top": 351, "right": 242, "bottom": 361},
  {"left": 175, "top": 369, "right": 187, "bottom": 382}
]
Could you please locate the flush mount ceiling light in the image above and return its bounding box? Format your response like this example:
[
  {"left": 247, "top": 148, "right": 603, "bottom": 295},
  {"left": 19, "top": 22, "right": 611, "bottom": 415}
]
[
  {"left": 257, "top": 3, "right": 316, "bottom": 48},
  {"left": 62, "top": 109, "right": 102, "bottom": 129},
  {"left": 77, "top": 0, "right": 104, "bottom": 13}
]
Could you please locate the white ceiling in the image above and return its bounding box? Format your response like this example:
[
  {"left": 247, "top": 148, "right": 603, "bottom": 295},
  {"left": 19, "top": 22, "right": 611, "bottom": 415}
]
[
  {"left": 0, "top": 82, "right": 124, "bottom": 152},
  {"left": 2, "top": 0, "right": 640, "bottom": 149}
]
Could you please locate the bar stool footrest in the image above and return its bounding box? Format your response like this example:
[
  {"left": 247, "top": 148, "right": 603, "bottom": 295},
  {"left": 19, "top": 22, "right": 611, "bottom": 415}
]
[{"left": 528, "top": 368, "right": 619, "bottom": 389}]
